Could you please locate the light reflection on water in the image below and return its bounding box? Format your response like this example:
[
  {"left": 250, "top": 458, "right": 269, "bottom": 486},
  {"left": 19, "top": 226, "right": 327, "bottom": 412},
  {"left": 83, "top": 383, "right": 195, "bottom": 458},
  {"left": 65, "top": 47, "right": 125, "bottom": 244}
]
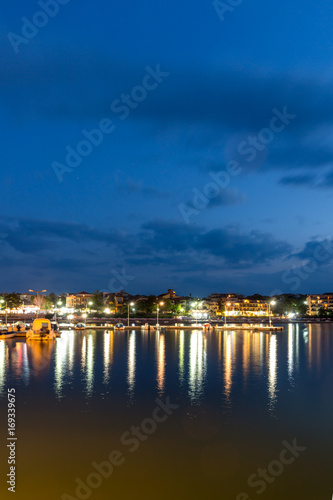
[
  {"left": 0, "top": 340, "right": 6, "bottom": 395},
  {"left": 188, "top": 330, "right": 207, "bottom": 403},
  {"left": 1, "top": 324, "right": 333, "bottom": 500},
  {"left": 288, "top": 323, "right": 294, "bottom": 385},
  {"left": 178, "top": 330, "right": 185, "bottom": 386},
  {"left": 0, "top": 324, "right": 332, "bottom": 412},
  {"left": 55, "top": 331, "right": 72, "bottom": 398},
  {"left": 156, "top": 331, "right": 165, "bottom": 398},
  {"left": 268, "top": 334, "right": 277, "bottom": 415},
  {"left": 103, "top": 330, "right": 114, "bottom": 385},
  {"left": 127, "top": 330, "right": 136, "bottom": 402},
  {"left": 223, "top": 331, "right": 233, "bottom": 402}
]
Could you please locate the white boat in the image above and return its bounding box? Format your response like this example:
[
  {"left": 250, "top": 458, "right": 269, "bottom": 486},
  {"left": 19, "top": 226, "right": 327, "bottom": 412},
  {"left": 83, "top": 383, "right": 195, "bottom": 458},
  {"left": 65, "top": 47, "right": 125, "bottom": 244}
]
[
  {"left": 141, "top": 323, "right": 150, "bottom": 330},
  {"left": 114, "top": 323, "right": 125, "bottom": 330},
  {"left": 75, "top": 323, "right": 86, "bottom": 330},
  {"left": 8, "top": 321, "right": 27, "bottom": 337},
  {"left": 203, "top": 323, "right": 213, "bottom": 331},
  {"left": 26, "top": 319, "right": 56, "bottom": 341}
]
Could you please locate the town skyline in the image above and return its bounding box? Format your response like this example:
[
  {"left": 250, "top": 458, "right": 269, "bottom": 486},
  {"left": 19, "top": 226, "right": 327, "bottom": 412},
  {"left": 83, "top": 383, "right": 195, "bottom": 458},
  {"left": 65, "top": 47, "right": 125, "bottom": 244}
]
[{"left": 1, "top": 289, "right": 332, "bottom": 317}]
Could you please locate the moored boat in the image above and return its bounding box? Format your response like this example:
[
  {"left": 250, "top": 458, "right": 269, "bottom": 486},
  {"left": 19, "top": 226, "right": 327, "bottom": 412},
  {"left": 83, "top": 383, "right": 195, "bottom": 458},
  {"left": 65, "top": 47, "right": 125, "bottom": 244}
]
[
  {"left": 9, "top": 321, "right": 27, "bottom": 337},
  {"left": 0, "top": 330, "right": 15, "bottom": 339},
  {"left": 75, "top": 323, "right": 86, "bottom": 330},
  {"left": 114, "top": 323, "right": 125, "bottom": 330},
  {"left": 203, "top": 323, "right": 213, "bottom": 331},
  {"left": 26, "top": 319, "right": 56, "bottom": 341}
]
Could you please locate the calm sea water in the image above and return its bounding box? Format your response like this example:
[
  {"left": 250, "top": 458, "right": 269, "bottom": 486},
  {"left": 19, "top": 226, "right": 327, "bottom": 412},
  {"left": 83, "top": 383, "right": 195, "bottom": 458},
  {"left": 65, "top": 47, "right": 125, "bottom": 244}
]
[{"left": 0, "top": 324, "right": 332, "bottom": 499}]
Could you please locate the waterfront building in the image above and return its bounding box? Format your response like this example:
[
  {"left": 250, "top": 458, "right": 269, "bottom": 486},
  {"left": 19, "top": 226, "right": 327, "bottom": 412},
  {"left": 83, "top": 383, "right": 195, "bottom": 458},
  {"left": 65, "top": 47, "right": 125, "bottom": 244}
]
[
  {"left": 157, "top": 289, "right": 180, "bottom": 300},
  {"left": 221, "top": 295, "right": 269, "bottom": 317},
  {"left": 65, "top": 291, "right": 94, "bottom": 309},
  {"left": 307, "top": 293, "right": 333, "bottom": 315}
]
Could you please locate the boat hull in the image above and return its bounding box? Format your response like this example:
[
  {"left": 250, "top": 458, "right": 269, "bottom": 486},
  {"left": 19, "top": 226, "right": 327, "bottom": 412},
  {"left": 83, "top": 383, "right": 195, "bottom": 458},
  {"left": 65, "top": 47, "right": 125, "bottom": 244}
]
[
  {"left": 0, "top": 332, "right": 15, "bottom": 339},
  {"left": 26, "top": 333, "right": 56, "bottom": 341}
]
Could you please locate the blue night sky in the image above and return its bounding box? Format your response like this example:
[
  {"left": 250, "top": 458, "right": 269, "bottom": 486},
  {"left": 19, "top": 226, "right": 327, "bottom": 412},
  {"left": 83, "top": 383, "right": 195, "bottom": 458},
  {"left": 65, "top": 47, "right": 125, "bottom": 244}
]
[{"left": 1, "top": 0, "right": 333, "bottom": 296}]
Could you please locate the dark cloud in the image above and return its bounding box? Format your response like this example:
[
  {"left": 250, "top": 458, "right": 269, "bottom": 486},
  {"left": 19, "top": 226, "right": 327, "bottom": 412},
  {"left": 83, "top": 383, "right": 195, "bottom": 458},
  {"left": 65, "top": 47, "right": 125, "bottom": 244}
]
[
  {"left": 291, "top": 238, "right": 333, "bottom": 264},
  {"left": 0, "top": 217, "right": 130, "bottom": 254},
  {"left": 319, "top": 170, "right": 333, "bottom": 187},
  {"left": 1, "top": 52, "right": 331, "bottom": 132},
  {"left": 118, "top": 180, "right": 171, "bottom": 199},
  {"left": 2, "top": 51, "right": 333, "bottom": 182},
  {"left": 140, "top": 221, "right": 292, "bottom": 267},
  {"left": 0, "top": 216, "right": 292, "bottom": 270},
  {"left": 197, "top": 228, "right": 292, "bottom": 265},
  {"left": 1, "top": 214, "right": 332, "bottom": 295},
  {"left": 279, "top": 169, "right": 333, "bottom": 188},
  {"left": 184, "top": 188, "right": 246, "bottom": 209},
  {"left": 279, "top": 175, "right": 316, "bottom": 186}
]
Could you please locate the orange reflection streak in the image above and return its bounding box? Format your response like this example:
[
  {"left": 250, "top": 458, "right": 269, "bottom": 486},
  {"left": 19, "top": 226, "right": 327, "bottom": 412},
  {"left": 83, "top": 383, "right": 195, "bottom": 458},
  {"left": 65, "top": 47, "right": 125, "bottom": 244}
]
[
  {"left": 242, "top": 332, "right": 251, "bottom": 386},
  {"left": 251, "top": 331, "right": 261, "bottom": 377},
  {"left": 11, "top": 341, "right": 23, "bottom": 378},
  {"left": 218, "top": 330, "right": 222, "bottom": 365},
  {"left": 307, "top": 324, "right": 322, "bottom": 372},
  {"left": 27, "top": 341, "right": 55, "bottom": 379},
  {"left": 156, "top": 333, "right": 165, "bottom": 397},
  {"left": 0, "top": 340, "right": 7, "bottom": 395},
  {"left": 308, "top": 324, "right": 312, "bottom": 368},
  {"left": 223, "top": 332, "right": 233, "bottom": 401}
]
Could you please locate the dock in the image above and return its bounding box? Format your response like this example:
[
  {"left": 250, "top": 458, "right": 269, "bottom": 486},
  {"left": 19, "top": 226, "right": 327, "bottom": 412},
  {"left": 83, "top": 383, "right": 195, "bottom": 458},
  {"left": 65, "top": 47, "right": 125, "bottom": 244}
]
[{"left": 58, "top": 324, "right": 284, "bottom": 332}]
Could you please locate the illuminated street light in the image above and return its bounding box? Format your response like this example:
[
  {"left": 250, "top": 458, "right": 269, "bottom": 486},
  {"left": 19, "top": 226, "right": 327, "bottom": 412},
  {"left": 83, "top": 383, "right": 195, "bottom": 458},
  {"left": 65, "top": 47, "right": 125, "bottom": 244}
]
[
  {"left": 156, "top": 301, "right": 164, "bottom": 328},
  {"left": 127, "top": 301, "right": 135, "bottom": 327},
  {"left": 225, "top": 302, "right": 231, "bottom": 326},
  {"left": 268, "top": 300, "right": 276, "bottom": 327},
  {"left": 54, "top": 300, "right": 63, "bottom": 320}
]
